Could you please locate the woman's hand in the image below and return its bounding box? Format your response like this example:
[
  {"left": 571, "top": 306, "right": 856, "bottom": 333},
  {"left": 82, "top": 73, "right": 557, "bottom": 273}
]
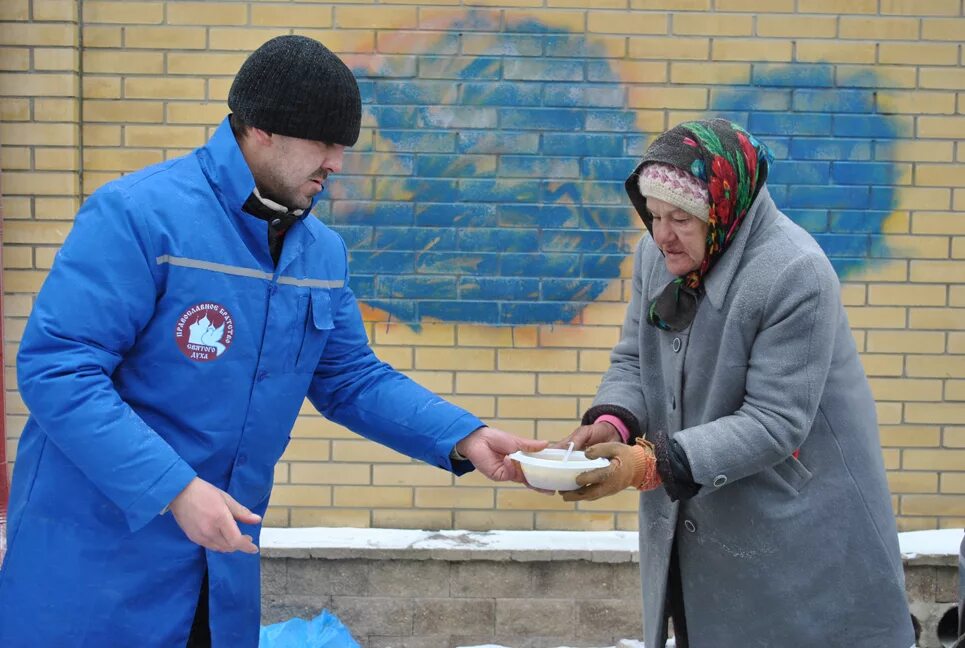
[
  {"left": 562, "top": 440, "right": 662, "bottom": 502},
  {"left": 550, "top": 421, "right": 621, "bottom": 451}
]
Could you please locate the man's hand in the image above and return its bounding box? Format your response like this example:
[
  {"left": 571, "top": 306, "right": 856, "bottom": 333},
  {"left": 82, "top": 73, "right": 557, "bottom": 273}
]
[
  {"left": 550, "top": 421, "right": 621, "bottom": 451},
  {"left": 455, "top": 426, "right": 548, "bottom": 483},
  {"left": 169, "top": 477, "right": 261, "bottom": 554}
]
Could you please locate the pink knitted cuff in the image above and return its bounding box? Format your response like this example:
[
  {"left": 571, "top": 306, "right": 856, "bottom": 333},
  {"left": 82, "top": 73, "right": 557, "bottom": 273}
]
[{"left": 595, "top": 414, "right": 630, "bottom": 444}]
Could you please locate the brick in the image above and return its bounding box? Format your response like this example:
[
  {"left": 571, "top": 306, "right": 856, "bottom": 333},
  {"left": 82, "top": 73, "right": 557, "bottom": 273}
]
[
  {"left": 33, "top": 48, "right": 77, "bottom": 72},
  {"left": 498, "top": 349, "right": 578, "bottom": 372},
  {"left": 919, "top": 116, "right": 965, "bottom": 139},
  {"left": 0, "top": 48, "right": 29, "bottom": 72},
  {"left": 455, "top": 510, "right": 533, "bottom": 530},
  {"left": 950, "top": 333, "right": 965, "bottom": 353},
  {"left": 252, "top": 4, "right": 333, "bottom": 28},
  {"left": 334, "top": 485, "right": 412, "bottom": 508},
  {"left": 372, "top": 509, "right": 452, "bottom": 529},
  {"left": 503, "top": 9, "right": 586, "bottom": 32},
  {"left": 83, "top": 51, "right": 163, "bottom": 74},
  {"left": 796, "top": 41, "right": 876, "bottom": 64},
  {"left": 412, "top": 599, "right": 495, "bottom": 636},
  {"left": 279, "top": 439, "right": 330, "bottom": 462},
  {"left": 2, "top": 172, "right": 76, "bottom": 196},
  {"left": 33, "top": 0, "right": 76, "bottom": 21},
  {"left": 892, "top": 187, "right": 952, "bottom": 211},
  {"left": 670, "top": 62, "right": 750, "bottom": 85},
  {"left": 267, "top": 485, "right": 332, "bottom": 508},
  {"left": 888, "top": 472, "right": 939, "bottom": 494},
  {"left": 907, "top": 355, "right": 965, "bottom": 378},
  {"left": 953, "top": 286, "right": 965, "bottom": 306},
  {"left": 922, "top": 18, "right": 965, "bottom": 40},
  {"left": 0, "top": 0, "right": 26, "bottom": 19},
  {"left": 414, "top": 348, "right": 495, "bottom": 371},
  {"left": 880, "top": 43, "right": 959, "bottom": 66},
  {"left": 82, "top": 26, "right": 122, "bottom": 48},
  {"left": 717, "top": 0, "right": 793, "bottom": 9},
  {"left": 881, "top": 0, "right": 960, "bottom": 14},
  {"left": 124, "top": 125, "right": 205, "bottom": 148},
  {"left": 373, "top": 322, "right": 454, "bottom": 346},
  {"left": 299, "top": 29, "right": 376, "bottom": 54},
  {"left": 166, "top": 103, "right": 226, "bottom": 125},
  {"left": 537, "top": 373, "right": 604, "bottom": 396},
  {"left": 629, "top": 36, "right": 709, "bottom": 60},
  {"left": 82, "top": 77, "right": 120, "bottom": 99},
  {"left": 947, "top": 380, "right": 965, "bottom": 401},
  {"left": 373, "top": 464, "right": 452, "bottom": 487},
  {"left": 456, "top": 372, "right": 535, "bottom": 395},
  {"left": 711, "top": 38, "right": 792, "bottom": 62},
  {"left": 673, "top": 13, "right": 753, "bottom": 36},
  {"left": 839, "top": 17, "right": 919, "bottom": 40},
  {"left": 457, "top": 324, "right": 536, "bottom": 347},
  {"left": 866, "top": 331, "right": 946, "bottom": 353},
  {"left": 954, "top": 238, "right": 965, "bottom": 260},
  {"left": 629, "top": 86, "right": 707, "bottom": 109},
  {"left": 167, "top": 52, "right": 248, "bottom": 75},
  {"left": 906, "top": 403, "right": 965, "bottom": 425},
  {"left": 35, "top": 148, "right": 79, "bottom": 171},
  {"left": 631, "top": 0, "right": 709, "bottom": 7},
  {"left": 0, "top": 98, "right": 28, "bottom": 121},
  {"left": 552, "top": 0, "right": 625, "bottom": 6},
  {"left": 123, "top": 26, "right": 206, "bottom": 50},
  {"left": 290, "top": 462, "right": 370, "bottom": 485},
  {"left": 878, "top": 91, "right": 957, "bottom": 116},
  {"left": 81, "top": 124, "right": 120, "bottom": 147},
  {"left": 84, "top": 2, "right": 163, "bottom": 24},
  {"left": 798, "top": 0, "right": 876, "bottom": 11},
  {"left": 0, "top": 73, "right": 76, "bottom": 97},
  {"left": 869, "top": 378, "right": 943, "bottom": 402},
  {"left": 81, "top": 148, "right": 163, "bottom": 172},
  {"left": 332, "top": 440, "right": 410, "bottom": 463},
  {"left": 34, "top": 98, "right": 78, "bottom": 122},
  {"left": 757, "top": 15, "right": 836, "bottom": 37},
  {"left": 910, "top": 260, "right": 965, "bottom": 283},
  {"left": 901, "top": 495, "right": 965, "bottom": 517},
  {"left": 879, "top": 425, "right": 941, "bottom": 447},
  {"left": 0, "top": 146, "right": 29, "bottom": 169},
  {"left": 123, "top": 77, "right": 205, "bottom": 100},
  {"left": 536, "top": 512, "right": 618, "bottom": 531},
  {"left": 876, "top": 401, "right": 902, "bottom": 426},
  {"left": 3, "top": 247, "right": 32, "bottom": 269},
  {"left": 0, "top": 23, "right": 76, "bottom": 47},
  {"left": 496, "top": 487, "right": 572, "bottom": 511},
  {"left": 587, "top": 11, "right": 668, "bottom": 34},
  {"left": 538, "top": 325, "right": 618, "bottom": 348},
  {"left": 921, "top": 68, "right": 965, "bottom": 91},
  {"left": 941, "top": 474, "right": 965, "bottom": 494},
  {"left": 498, "top": 396, "right": 578, "bottom": 419},
  {"left": 337, "top": 6, "right": 416, "bottom": 29},
  {"left": 206, "top": 28, "right": 289, "bottom": 51},
  {"left": 84, "top": 100, "right": 163, "bottom": 123},
  {"left": 909, "top": 307, "right": 965, "bottom": 330},
  {"left": 414, "top": 487, "right": 493, "bottom": 509},
  {"left": 918, "top": 164, "right": 965, "bottom": 188},
  {"left": 945, "top": 427, "right": 965, "bottom": 447},
  {"left": 167, "top": 2, "right": 247, "bottom": 26},
  {"left": 446, "top": 395, "right": 495, "bottom": 418},
  {"left": 844, "top": 306, "right": 906, "bottom": 329},
  {"left": 878, "top": 141, "right": 955, "bottom": 164},
  {"left": 869, "top": 284, "right": 947, "bottom": 307}
]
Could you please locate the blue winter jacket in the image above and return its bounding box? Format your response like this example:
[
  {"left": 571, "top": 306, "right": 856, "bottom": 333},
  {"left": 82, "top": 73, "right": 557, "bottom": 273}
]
[{"left": 0, "top": 117, "right": 482, "bottom": 647}]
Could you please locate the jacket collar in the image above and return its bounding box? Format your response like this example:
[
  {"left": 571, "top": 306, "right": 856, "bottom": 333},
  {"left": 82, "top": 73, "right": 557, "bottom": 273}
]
[{"left": 647, "top": 186, "right": 776, "bottom": 310}]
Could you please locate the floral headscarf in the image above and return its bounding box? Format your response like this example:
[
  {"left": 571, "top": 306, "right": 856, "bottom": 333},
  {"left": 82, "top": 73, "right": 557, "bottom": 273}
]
[{"left": 624, "top": 118, "right": 773, "bottom": 331}]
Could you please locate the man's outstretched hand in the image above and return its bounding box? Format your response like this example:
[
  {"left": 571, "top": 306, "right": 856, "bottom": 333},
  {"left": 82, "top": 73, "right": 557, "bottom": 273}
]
[
  {"left": 169, "top": 477, "right": 261, "bottom": 554},
  {"left": 455, "top": 426, "right": 548, "bottom": 484}
]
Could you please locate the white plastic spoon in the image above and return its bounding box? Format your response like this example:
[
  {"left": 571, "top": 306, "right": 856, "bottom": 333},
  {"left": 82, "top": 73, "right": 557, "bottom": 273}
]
[{"left": 562, "top": 441, "right": 575, "bottom": 463}]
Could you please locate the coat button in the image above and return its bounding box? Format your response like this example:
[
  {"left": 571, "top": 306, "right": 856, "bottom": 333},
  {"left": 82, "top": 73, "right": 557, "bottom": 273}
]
[
  {"left": 257, "top": 370, "right": 268, "bottom": 382},
  {"left": 713, "top": 474, "right": 727, "bottom": 487},
  {"left": 237, "top": 453, "right": 248, "bottom": 466},
  {"left": 672, "top": 337, "right": 681, "bottom": 353},
  {"left": 684, "top": 519, "right": 696, "bottom": 533},
  {"left": 671, "top": 395, "right": 676, "bottom": 410}
]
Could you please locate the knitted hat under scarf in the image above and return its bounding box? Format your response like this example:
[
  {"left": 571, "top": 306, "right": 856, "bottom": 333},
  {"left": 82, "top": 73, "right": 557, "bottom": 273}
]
[
  {"left": 228, "top": 35, "right": 362, "bottom": 147},
  {"left": 624, "top": 118, "right": 773, "bottom": 332}
]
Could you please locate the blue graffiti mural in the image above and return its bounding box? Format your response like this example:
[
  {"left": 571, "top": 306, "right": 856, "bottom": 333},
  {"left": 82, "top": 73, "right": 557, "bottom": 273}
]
[{"left": 314, "top": 15, "right": 902, "bottom": 326}]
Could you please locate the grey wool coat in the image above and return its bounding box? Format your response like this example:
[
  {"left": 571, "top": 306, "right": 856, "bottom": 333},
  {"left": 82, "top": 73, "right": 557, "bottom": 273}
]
[{"left": 593, "top": 187, "right": 915, "bottom": 647}]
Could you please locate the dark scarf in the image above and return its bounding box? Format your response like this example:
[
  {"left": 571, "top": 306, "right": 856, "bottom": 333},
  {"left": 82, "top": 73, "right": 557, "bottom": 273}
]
[
  {"left": 241, "top": 191, "right": 304, "bottom": 266},
  {"left": 624, "top": 118, "right": 773, "bottom": 332}
]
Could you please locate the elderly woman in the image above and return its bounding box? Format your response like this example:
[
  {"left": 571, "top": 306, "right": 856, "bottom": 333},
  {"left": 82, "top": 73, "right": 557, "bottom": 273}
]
[{"left": 561, "top": 119, "right": 915, "bottom": 647}]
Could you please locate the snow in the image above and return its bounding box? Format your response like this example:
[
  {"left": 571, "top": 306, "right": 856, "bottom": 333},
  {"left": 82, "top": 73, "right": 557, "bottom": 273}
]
[
  {"left": 897, "top": 527, "right": 963, "bottom": 560},
  {"left": 262, "top": 526, "right": 963, "bottom": 560}
]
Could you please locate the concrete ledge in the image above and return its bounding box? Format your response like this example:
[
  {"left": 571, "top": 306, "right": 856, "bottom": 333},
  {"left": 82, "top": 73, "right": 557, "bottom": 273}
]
[{"left": 260, "top": 527, "right": 962, "bottom": 648}]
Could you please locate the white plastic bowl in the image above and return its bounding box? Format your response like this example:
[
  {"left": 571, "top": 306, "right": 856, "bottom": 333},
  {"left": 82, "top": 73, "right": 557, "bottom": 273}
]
[{"left": 509, "top": 449, "right": 610, "bottom": 491}]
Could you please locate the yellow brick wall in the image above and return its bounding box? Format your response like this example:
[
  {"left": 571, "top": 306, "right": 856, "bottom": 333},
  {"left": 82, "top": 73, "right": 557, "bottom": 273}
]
[{"left": 1, "top": 0, "right": 964, "bottom": 532}]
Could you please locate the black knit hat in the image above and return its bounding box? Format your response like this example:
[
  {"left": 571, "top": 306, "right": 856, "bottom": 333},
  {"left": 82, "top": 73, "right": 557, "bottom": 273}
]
[{"left": 228, "top": 35, "right": 361, "bottom": 147}]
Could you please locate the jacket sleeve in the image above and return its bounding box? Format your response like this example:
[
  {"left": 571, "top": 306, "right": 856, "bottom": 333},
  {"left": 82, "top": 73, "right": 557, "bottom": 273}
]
[
  {"left": 16, "top": 186, "right": 196, "bottom": 532},
  {"left": 585, "top": 237, "right": 651, "bottom": 440},
  {"left": 306, "top": 239, "right": 483, "bottom": 474},
  {"left": 673, "top": 252, "right": 839, "bottom": 494}
]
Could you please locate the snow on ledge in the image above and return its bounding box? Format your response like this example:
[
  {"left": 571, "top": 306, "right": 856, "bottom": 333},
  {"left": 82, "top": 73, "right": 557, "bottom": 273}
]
[{"left": 260, "top": 527, "right": 961, "bottom": 563}]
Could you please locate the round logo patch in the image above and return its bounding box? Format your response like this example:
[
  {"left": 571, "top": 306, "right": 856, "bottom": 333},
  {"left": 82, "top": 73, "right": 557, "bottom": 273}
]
[{"left": 175, "top": 302, "right": 235, "bottom": 362}]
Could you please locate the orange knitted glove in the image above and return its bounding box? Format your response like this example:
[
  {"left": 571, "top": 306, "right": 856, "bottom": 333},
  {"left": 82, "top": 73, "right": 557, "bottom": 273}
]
[{"left": 562, "top": 438, "right": 662, "bottom": 502}]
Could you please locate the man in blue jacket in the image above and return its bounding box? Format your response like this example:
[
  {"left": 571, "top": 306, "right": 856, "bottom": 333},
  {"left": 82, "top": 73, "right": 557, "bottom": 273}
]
[{"left": 0, "top": 35, "right": 546, "bottom": 647}]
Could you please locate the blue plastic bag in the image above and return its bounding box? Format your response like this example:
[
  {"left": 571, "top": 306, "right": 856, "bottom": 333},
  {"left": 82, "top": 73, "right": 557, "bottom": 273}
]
[{"left": 259, "top": 609, "right": 360, "bottom": 648}]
